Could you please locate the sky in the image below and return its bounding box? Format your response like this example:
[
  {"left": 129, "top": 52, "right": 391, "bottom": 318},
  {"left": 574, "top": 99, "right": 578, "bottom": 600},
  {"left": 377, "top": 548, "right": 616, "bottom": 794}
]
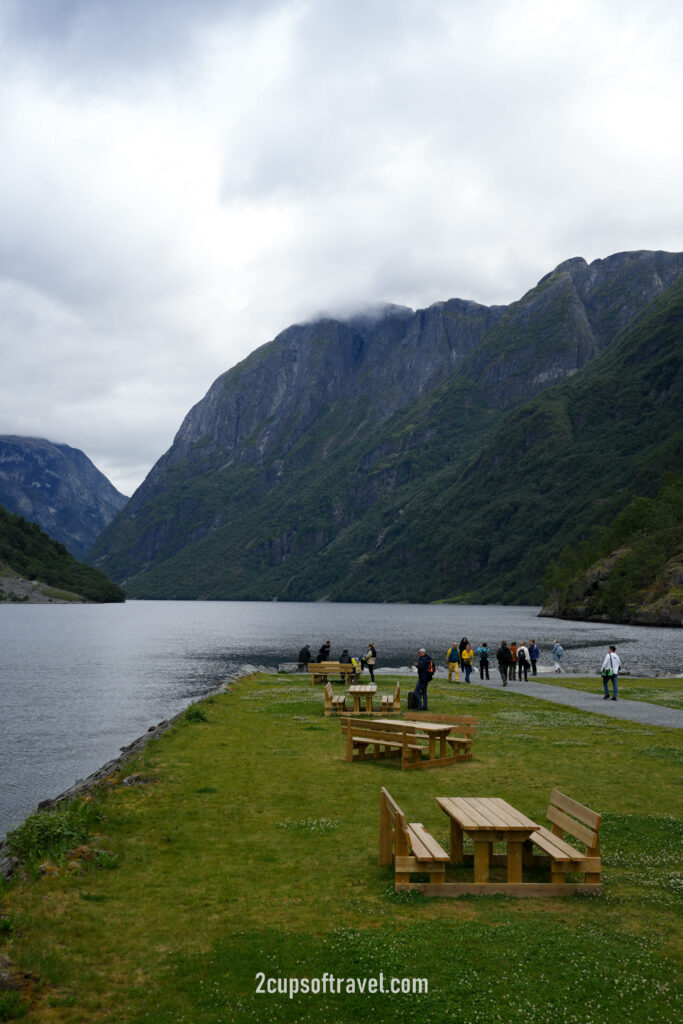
[{"left": 0, "top": 0, "right": 681, "bottom": 496}]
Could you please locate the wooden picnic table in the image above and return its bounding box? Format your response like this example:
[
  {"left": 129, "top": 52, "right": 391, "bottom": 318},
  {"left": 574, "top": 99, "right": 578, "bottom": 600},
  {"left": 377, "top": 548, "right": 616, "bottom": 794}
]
[
  {"left": 436, "top": 797, "right": 540, "bottom": 885},
  {"left": 348, "top": 684, "right": 377, "bottom": 713},
  {"left": 373, "top": 717, "right": 453, "bottom": 761}
]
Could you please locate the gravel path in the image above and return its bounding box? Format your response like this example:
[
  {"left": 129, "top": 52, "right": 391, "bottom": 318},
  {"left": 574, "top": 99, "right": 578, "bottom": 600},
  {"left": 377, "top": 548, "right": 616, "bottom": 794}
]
[{"left": 466, "top": 674, "right": 683, "bottom": 728}]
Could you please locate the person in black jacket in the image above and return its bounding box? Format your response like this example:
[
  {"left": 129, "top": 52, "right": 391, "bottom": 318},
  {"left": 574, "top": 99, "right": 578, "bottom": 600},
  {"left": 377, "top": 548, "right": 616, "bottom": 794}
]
[
  {"left": 412, "top": 648, "right": 434, "bottom": 710},
  {"left": 496, "top": 641, "right": 512, "bottom": 686},
  {"left": 317, "top": 641, "right": 331, "bottom": 663},
  {"left": 298, "top": 644, "right": 311, "bottom": 671}
]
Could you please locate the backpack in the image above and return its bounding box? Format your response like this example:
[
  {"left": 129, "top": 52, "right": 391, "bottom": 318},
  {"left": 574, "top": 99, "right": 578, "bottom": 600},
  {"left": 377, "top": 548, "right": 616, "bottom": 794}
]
[
  {"left": 407, "top": 690, "right": 418, "bottom": 710},
  {"left": 518, "top": 649, "right": 527, "bottom": 663},
  {"left": 427, "top": 659, "right": 435, "bottom": 678}
]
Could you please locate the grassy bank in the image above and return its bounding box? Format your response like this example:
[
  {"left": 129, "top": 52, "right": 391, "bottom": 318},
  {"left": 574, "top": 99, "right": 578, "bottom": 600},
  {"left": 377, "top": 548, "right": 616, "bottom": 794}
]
[
  {"left": 528, "top": 674, "right": 683, "bottom": 709},
  {"left": 1, "top": 673, "right": 682, "bottom": 1023}
]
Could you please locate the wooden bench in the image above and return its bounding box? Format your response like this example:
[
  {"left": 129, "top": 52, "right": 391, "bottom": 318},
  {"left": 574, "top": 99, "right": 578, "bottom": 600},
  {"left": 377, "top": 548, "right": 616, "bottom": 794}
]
[
  {"left": 308, "top": 661, "right": 358, "bottom": 685},
  {"left": 380, "top": 682, "right": 400, "bottom": 713},
  {"left": 524, "top": 790, "right": 602, "bottom": 890},
  {"left": 379, "top": 787, "right": 449, "bottom": 886},
  {"left": 341, "top": 717, "right": 464, "bottom": 770},
  {"left": 404, "top": 712, "right": 476, "bottom": 761},
  {"left": 342, "top": 718, "right": 423, "bottom": 769},
  {"left": 324, "top": 681, "right": 346, "bottom": 717}
]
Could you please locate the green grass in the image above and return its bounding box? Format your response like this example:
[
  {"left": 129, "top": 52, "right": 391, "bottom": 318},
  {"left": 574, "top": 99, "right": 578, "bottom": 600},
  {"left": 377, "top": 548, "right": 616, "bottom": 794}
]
[
  {"left": 1, "top": 673, "right": 681, "bottom": 1023},
  {"left": 531, "top": 675, "right": 683, "bottom": 710}
]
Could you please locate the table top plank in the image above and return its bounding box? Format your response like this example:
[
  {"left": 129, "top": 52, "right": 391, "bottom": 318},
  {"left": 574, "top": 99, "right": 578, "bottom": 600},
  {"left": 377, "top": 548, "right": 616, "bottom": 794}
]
[{"left": 436, "top": 797, "right": 539, "bottom": 833}]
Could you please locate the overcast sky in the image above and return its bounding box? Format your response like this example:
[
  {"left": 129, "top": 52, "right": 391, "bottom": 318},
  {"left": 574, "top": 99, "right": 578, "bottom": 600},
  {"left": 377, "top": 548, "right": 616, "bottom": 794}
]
[{"left": 1, "top": 0, "right": 681, "bottom": 495}]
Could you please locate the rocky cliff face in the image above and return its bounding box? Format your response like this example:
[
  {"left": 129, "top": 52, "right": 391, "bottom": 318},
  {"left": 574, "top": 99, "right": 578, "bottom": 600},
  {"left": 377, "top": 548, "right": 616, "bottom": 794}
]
[
  {"left": 0, "top": 437, "right": 128, "bottom": 560},
  {"left": 89, "top": 249, "right": 683, "bottom": 602}
]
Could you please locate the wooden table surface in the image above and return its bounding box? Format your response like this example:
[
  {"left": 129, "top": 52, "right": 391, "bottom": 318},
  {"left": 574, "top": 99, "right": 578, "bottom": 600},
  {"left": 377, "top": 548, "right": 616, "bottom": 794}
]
[{"left": 436, "top": 797, "right": 539, "bottom": 883}]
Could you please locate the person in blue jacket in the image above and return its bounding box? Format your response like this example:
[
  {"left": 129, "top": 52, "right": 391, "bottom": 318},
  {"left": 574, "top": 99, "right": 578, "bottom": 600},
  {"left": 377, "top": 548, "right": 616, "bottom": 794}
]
[
  {"left": 413, "top": 648, "right": 434, "bottom": 710},
  {"left": 528, "top": 640, "right": 540, "bottom": 676}
]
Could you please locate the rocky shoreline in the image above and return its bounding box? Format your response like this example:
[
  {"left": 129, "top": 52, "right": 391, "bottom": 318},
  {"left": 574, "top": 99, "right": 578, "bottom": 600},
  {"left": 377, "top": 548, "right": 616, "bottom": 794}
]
[{"left": 0, "top": 677, "right": 236, "bottom": 878}]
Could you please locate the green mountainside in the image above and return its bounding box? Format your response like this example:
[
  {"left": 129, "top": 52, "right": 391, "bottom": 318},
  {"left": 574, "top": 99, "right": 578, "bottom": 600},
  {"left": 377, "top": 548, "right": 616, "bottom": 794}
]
[
  {"left": 89, "top": 251, "right": 683, "bottom": 606},
  {"left": 0, "top": 505, "right": 125, "bottom": 603},
  {"left": 541, "top": 475, "right": 683, "bottom": 625}
]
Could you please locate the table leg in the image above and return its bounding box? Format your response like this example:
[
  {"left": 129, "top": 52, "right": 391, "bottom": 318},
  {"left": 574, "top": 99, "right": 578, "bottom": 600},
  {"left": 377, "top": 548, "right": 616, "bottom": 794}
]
[
  {"left": 365, "top": 695, "right": 372, "bottom": 713},
  {"left": 507, "top": 841, "right": 523, "bottom": 883},
  {"left": 473, "top": 840, "right": 490, "bottom": 883},
  {"left": 450, "top": 819, "right": 464, "bottom": 863},
  {"left": 353, "top": 696, "right": 360, "bottom": 713},
  {"left": 428, "top": 735, "right": 436, "bottom": 760}
]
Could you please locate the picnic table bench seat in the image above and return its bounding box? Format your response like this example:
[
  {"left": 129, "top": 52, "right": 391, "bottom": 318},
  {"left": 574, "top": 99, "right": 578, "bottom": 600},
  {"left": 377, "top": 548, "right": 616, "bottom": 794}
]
[
  {"left": 525, "top": 789, "right": 602, "bottom": 888},
  {"left": 324, "top": 681, "right": 347, "bottom": 716},
  {"left": 404, "top": 712, "right": 477, "bottom": 761},
  {"left": 308, "top": 661, "right": 358, "bottom": 685},
  {"left": 380, "top": 683, "right": 400, "bottom": 712},
  {"left": 379, "top": 787, "right": 449, "bottom": 885}
]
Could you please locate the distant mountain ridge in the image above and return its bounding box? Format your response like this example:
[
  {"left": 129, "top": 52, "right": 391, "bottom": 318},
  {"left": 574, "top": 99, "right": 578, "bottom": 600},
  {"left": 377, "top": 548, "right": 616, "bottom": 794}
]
[
  {"left": 0, "top": 436, "right": 128, "bottom": 560},
  {"left": 88, "top": 250, "right": 683, "bottom": 604}
]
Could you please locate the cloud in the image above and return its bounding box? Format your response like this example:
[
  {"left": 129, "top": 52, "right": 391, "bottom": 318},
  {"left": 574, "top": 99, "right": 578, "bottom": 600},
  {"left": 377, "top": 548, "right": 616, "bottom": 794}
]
[{"left": 0, "top": 0, "right": 681, "bottom": 494}]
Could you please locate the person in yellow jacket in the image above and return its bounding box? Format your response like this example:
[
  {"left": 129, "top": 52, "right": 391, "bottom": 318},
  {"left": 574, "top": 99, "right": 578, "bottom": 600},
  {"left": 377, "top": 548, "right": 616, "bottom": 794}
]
[
  {"left": 460, "top": 643, "right": 475, "bottom": 683},
  {"left": 446, "top": 643, "right": 460, "bottom": 682}
]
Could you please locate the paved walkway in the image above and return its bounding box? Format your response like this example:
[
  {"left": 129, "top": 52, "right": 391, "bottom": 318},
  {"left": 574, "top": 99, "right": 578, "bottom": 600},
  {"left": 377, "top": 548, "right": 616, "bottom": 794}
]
[{"left": 465, "top": 675, "right": 683, "bottom": 729}]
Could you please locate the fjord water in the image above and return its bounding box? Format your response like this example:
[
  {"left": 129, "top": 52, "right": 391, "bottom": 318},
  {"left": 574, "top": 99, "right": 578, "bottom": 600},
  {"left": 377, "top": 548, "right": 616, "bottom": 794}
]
[{"left": 2, "top": 600, "right": 681, "bottom": 838}]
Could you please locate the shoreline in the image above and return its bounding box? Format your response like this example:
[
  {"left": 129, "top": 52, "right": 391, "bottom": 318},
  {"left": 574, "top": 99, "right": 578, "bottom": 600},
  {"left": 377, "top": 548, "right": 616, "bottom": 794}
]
[{"left": 0, "top": 675, "right": 237, "bottom": 876}]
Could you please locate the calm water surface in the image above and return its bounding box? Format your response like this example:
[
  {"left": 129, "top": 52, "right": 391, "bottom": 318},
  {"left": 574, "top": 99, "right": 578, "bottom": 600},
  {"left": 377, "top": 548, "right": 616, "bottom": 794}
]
[{"left": 2, "top": 600, "right": 681, "bottom": 837}]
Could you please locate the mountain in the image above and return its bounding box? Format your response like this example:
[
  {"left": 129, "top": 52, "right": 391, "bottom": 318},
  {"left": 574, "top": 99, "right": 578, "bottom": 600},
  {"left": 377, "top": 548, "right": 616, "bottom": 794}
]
[
  {"left": 89, "top": 250, "right": 683, "bottom": 603},
  {"left": 540, "top": 475, "right": 683, "bottom": 626},
  {"left": 0, "top": 436, "right": 128, "bottom": 560},
  {"left": 0, "top": 504, "right": 125, "bottom": 603}
]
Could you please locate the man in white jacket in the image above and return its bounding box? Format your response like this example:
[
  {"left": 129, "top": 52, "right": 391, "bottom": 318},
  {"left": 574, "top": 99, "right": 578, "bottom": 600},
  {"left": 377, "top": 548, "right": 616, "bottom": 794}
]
[{"left": 600, "top": 645, "right": 622, "bottom": 701}]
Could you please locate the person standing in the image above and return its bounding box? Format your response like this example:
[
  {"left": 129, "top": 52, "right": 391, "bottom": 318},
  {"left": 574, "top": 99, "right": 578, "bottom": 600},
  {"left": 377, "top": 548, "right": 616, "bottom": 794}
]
[
  {"left": 517, "top": 642, "right": 530, "bottom": 681},
  {"left": 496, "top": 641, "right": 512, "bottom": 686},
  {"left": 509, "top": 642, "right": 518, "bottom": 680},
  {"left": 413, "top": 648, "right": 434, "bottom": 710},
  {"left": 477, "top": 642, "right": 490, "bottom": 680},
  {"left": 601, "top": 645, "right": 621, "bottom": 701},
  {"left": 529, "top": 640, "right": 540, "bottom": 676},
  {"left": 318, "top": 640, "right": 331, "bottom": 663},
  {"left": 552, "top": 640, "right": 564, "bottom": 674},
  {"left": 460, "top": 643, "right": 474, "bottom": 683},
  {"left": 362, "top": 642, "right": 377, "bottom": 683},
  {"left": 446, "top": 642, "right": 460, "bottom": 683},
  {"left": 297, "top": 644, "right": 311, "bottom": 671}
]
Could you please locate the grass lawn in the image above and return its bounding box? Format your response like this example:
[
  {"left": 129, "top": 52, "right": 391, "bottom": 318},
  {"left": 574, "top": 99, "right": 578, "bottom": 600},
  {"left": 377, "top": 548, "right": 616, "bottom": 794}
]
[
  {"left": 1, "top": 672, "right": 681, "bottom": 1023},
  {"left": 529, "top": 674, "right": 683, "bottom": 710}
]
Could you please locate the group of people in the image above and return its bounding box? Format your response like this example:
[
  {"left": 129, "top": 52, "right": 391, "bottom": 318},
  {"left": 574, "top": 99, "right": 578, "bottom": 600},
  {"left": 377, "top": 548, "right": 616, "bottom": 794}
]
[
  {"left": 297, "top": 641, "right": 378, "bottom": 682},
  {"left": 445, "top": 638, "right": 541, "bottom": 684}
]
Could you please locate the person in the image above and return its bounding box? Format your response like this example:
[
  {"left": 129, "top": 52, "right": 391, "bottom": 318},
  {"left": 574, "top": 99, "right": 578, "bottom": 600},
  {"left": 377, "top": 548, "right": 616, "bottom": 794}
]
[
  {"left": 529, "top": 640, "right": 540, "bottom": 676},
  {"left": 362, "top": 642, "right": 377, "bottom": 683},
  {"left": 552, "top": 639, "right": 564, "bottom": 674},
  {"left": 509, "top": 642, "right": 518, "bottom": 680},
  {"left": 600, "top": 645, "right": 621, "bottom": 701},
  {"left": 297, "top": 644, "right": 311, "bottom": 672},
  {"left": 496, "top": 640, "right": 512, "bottom": 686},
  {"left": 317, "top": 640, "right": 331, "bottom": 663},
  {"left": 460, "top": 643, "right": 474, "bottom": 683},
  {"left": 338, "top": 648, "right": 352, "bottom": 683},
  {"left": 517, "top": 642, "right": 530, "bottom": 681},
  {"left": 458, "top": 637, "right": 469, "bottom": 663},
  {"left": 413, "top": 648, "right": 434, "bottom": 710},
  {"left": 477, "top": 642, "right": 490, "bottom": 680},
  {"left": 445, "top": 642, "right": 460, "bottom": 683}
]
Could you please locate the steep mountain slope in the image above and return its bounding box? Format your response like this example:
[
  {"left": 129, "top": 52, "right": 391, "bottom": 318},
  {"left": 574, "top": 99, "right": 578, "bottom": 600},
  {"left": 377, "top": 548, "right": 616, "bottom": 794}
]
[
  {"left": 0, "top": 504, "right": 125, "bottom": 603},
  {"left": 0, "top": 437, "right": 128, "bottom": 560},
  {"left": 89, "top": 250, "right": 683, "bottom": 601}
]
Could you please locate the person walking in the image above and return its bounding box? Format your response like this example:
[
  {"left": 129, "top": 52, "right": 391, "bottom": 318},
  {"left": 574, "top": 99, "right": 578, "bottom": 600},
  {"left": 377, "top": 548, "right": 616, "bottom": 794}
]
[
  {"left": 362, "top": 643, "right": 377, "bottom": 683},
  {"left": 517, "top": 642, "right": 530, "bottom": 681},
  {"left": 413, "top": 648, "right": 434, "bottom": 710},
  {"left": 446, "top": 642, "right": 460, "bottom": 683},
  {"left": 477, "top": 642, "right": 490, "bottom": 680},
  {"left": 496, "top": 641, "right": 512, "bottom": 686},
  {"left": 460, "top": 643, "right": 474, "bottom": 683},
  {"left": 529, "top": 640, "right": 540, "bottom": 676},
  {"left": 600, "top": 645, "right": 621, "bottom": 701},
  {"left": 552, "top": 640, "right": 564, "bottom": 674}
]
